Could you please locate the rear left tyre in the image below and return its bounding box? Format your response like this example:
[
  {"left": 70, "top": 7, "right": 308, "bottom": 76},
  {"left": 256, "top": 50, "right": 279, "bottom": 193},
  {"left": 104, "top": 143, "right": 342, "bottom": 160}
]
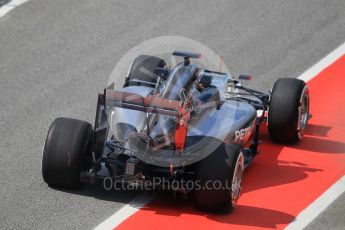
[{"left": 42, "top": 117, "right": 93, "bottom": 189}]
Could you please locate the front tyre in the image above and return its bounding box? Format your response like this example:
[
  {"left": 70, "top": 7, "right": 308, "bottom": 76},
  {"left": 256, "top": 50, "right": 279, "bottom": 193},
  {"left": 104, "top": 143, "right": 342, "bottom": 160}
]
[
  {"left": 42, "top": 118, "right": 93, "bottom": 189},
  {"left": 268, "top": 78, "right": 310, "bottom": 144},
  {"left": 124, "top": 55, "right": 166, "bottom": 88},
  {"left": 193, "top": 144, "right": 244, "bottom": 213}
]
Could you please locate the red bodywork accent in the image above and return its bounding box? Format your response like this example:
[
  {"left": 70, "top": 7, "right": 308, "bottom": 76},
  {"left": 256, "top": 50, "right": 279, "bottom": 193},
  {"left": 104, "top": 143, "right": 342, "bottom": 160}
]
[{"left": 174, "top": 102, "right": 191, "bottom": 152}]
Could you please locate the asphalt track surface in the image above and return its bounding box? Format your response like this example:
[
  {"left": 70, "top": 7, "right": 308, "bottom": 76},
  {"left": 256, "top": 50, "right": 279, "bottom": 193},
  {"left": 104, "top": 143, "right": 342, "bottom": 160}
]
[{"left": 1, "top": 0, "right": 345, "bottom": 229}]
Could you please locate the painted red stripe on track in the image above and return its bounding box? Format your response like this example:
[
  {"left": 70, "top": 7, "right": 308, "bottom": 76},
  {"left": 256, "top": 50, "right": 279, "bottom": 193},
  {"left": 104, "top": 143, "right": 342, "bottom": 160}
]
[{"left": 116, "top": 55, "right": 345, "bottom": 230}]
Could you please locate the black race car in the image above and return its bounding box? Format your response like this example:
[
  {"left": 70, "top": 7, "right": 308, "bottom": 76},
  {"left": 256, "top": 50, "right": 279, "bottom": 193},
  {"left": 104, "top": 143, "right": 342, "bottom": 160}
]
[{"left": 42, "top": 51, "right": 310, "bottom": 213}]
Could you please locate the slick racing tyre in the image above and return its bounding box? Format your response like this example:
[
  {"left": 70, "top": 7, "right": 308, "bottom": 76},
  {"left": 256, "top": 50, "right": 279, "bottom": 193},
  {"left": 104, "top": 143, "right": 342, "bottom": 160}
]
[
  {"left": 268, "top": 78, "right": 309, "bottom": 144},
  {"left": 42, "top": 118, "right": 93, "bottom": 189},
  {"left": 194, "top": 143, "right": 244, "bottom": 213},
  {"left": 124, "top": 55, "right": 166, "bottom": 88}
]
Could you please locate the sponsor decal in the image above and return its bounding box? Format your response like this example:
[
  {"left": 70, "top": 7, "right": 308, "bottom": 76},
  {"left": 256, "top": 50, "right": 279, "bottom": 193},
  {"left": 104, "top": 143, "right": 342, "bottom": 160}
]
[{"left": 235, "top": 120, "right": 256, "bottom": 143}]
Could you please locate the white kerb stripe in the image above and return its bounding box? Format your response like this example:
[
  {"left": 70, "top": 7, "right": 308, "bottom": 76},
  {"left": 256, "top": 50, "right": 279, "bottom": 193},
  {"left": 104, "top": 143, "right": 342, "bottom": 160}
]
[
  {"left": 94, "top": 193, "right": 155, "bottom": 230},
  {"left": 0, "top": 0, "right": 30, "bottom": 17},
  {"left": 285, "top": 176, "right": 345, "bottom": 230},
  {"left": 298, "top": 42, "right": 345, "bottom": 81},
  {"left": 286, "top": 41, "right": 345, "bottom": 229}
]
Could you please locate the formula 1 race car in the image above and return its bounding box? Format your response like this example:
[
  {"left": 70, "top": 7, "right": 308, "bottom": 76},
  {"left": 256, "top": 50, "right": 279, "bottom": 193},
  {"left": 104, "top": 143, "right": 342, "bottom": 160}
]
[{"left": 42, "top": 51, "right": 310, "bottom": 213}]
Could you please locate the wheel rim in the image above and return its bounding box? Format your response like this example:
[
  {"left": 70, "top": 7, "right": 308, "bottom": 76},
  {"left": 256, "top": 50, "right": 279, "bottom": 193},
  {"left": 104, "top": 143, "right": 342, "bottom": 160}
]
[
  {"left": 231, "top": 152, "right": 244, "bottom": 206},
  {"left": 298, "top": 87, "right": 309, "bottom": 139}
]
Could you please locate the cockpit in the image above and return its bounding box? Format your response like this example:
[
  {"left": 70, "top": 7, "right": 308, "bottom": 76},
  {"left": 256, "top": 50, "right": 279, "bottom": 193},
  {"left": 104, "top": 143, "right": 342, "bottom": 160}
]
[{"left": 160, "top": 62, "right": 198, "bottom": 100}]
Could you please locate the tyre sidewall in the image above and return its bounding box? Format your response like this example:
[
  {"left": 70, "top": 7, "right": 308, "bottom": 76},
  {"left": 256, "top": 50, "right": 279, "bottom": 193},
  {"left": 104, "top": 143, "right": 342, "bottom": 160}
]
[
  {"left": 42, "top": 118, "right": 92, "bottom": 188},
  {"left": 193, "top": 143, "right": 242, "bottom": 213},
  {"left": 268, "top": 78, "right": 308, "bottom": 143}
]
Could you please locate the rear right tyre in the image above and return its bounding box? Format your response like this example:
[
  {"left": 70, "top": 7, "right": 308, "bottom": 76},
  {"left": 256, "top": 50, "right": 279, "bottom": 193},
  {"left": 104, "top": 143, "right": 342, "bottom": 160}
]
[{"left": 193, "top": 143, "right": 244, "bottom": 213}]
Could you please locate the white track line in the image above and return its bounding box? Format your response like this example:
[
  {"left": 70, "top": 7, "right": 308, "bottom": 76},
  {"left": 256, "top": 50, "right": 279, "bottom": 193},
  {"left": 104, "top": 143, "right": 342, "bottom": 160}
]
[
  {"left": 285, "top": 176, "right": 345, "bottom": 230},
  {"left": 94, "top": 193, "right": 155, "bottom": 230},
  {"left": 0, "top": 0, "right": 30, "bottom": 17},
  {"left": 94, "top": 41, "right": 345, "bottom": 230},
  {"left": 285, "top": 41, "right": 345, "bottom": 229},
  {"left": 298, "top": 41, "right": 345, "bottom": 81}
]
